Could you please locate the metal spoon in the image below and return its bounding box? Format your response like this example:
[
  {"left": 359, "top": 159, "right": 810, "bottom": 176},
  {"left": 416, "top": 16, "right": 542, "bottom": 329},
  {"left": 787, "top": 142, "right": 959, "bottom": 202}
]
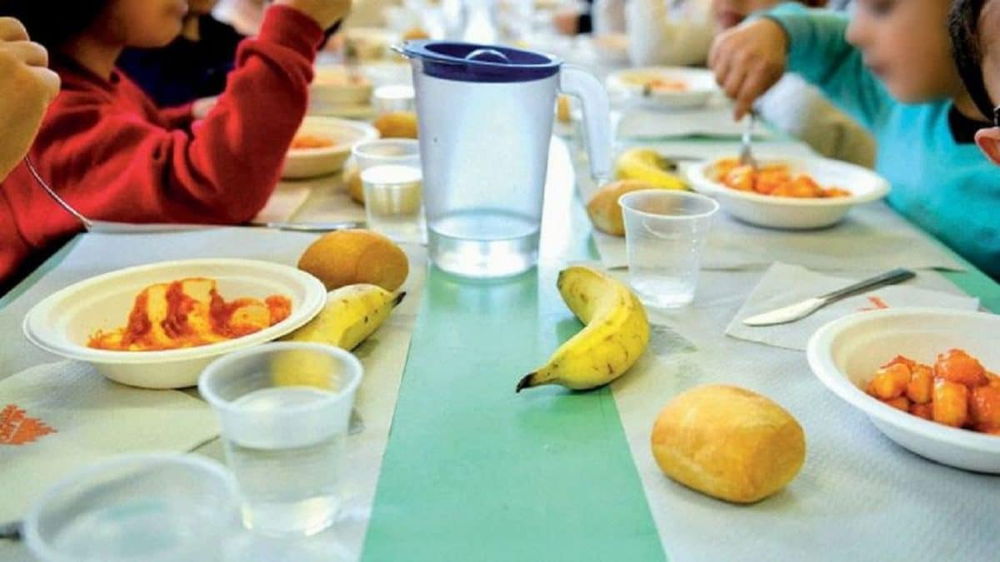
[{"left": 739, "top": 111, "right": 759, "bottom": 170}]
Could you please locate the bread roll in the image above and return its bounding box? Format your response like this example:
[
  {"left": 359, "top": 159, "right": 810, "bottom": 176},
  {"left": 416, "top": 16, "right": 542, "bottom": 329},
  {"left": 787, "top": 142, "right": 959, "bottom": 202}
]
[
  {"left": 651, "top": 384, "right": 805, "bottom": 503},
  {"left": 298, "top": 230, "right": 408, "bottom": 291},
  {"left": 586, "top": 180, "right": 658, "bottom": 237},
  {"left": 344, "top": 165, "right": 364, "bottom": 204},
  {"left": 374, "top": 111, "right": 418, "bottom": 139}
]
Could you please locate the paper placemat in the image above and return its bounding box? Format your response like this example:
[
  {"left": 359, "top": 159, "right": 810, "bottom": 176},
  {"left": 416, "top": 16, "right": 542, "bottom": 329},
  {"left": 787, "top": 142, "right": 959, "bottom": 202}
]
[
  {"left": 286, "top": 174, "right": 367, "bottom": 225},
  {"left": 0, "top": 228, "right": 427, "bottom": 560},
  {"left": 725, "top": 263, "right": 980, "bottom": 351},
  {"left": 0, "top": 361, "right": 218, "bottom": 523},
  {"left": 616, "top": 103, "right": 775, "bottom": 140},
  {"left": 594, "top": 201, "right": 963, "bottom": 272},
  {"left": 253, "top": 180, "right": 316, "bottom": 224},
  {"left": 606, "top": 268, "right": 999, "bottom": 561}
]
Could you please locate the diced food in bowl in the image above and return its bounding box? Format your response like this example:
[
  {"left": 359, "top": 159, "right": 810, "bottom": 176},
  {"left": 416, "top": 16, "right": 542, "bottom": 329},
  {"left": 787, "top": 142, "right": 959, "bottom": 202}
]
[
  {"left": 88, "top": 278, "right": 292, "bottom": 352},
  {"left": 641, "top": 77, "right": 687, "bottom": 94},
  {"left": 865, "top": 350, "right": 1000, "bottom": 435},
  {"left": 290, "top": 134, "right": 337, "bottom": 150},
  {"left": 710, "top": 158, "right": 851, "bottom": 199}
]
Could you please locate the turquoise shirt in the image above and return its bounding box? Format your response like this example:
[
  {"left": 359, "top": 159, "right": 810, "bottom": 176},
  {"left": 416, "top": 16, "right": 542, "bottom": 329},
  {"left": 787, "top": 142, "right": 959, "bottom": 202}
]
[{"left": 762, "top": 4, "right": 999, "bottom": 278}]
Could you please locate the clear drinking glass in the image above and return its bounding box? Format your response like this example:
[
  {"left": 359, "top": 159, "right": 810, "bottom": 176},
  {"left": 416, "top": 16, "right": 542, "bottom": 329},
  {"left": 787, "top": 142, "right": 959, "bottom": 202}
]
[
  {"left": 372, "top": 85, "right": 415, "bottom": 115},
  {"left": 351, "top": 139, "right": 424, "bottom": 242},
  {"left": 22, "top": 454, "right": 239, "bottom": 562},
  {"left": 199, "top": 343, "right": 364, "bottom": 537},
  {"left": 620, "top": 190, "right": 719, "bottom": 308}
]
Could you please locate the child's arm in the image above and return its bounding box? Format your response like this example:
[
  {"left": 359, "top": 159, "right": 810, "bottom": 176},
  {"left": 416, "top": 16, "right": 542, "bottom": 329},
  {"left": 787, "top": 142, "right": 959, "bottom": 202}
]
[
  {"left": 758, "top": 4, "right": 891, "bottom": 129},
  {"left": 36, "top": 6, "right": 322, "bottom": 225},
  {"left": 627, "top": 0, "right": 713, "bottom": 67}
]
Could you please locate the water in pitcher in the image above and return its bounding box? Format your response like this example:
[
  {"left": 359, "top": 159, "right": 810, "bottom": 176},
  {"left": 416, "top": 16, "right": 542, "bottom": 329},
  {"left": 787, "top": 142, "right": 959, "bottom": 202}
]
[
  {"left": 223, "top": 387, "right": 345, "bottom": 536},
  {"left": 428, "top": 209, "right": 539, "bottom": 278}
]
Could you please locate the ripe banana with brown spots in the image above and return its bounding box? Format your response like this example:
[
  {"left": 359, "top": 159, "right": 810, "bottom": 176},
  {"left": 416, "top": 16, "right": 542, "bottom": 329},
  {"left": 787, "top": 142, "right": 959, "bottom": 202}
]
[{"left": 517, "top": 266, "right": 650, "bottom": 392}]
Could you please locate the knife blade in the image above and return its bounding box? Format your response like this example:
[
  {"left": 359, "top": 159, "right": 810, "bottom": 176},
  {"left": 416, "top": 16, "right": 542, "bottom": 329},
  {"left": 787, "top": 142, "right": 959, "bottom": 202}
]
[{"left": 742, "top": 268, "right": 916, "bottom": 327}]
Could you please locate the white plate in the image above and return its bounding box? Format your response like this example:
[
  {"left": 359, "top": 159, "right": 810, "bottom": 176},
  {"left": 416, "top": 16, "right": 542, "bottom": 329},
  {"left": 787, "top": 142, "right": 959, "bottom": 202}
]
[
  {"left": 23, "top": 259, "right": 327, "bottom": 389},
  {"left": 683, "top": 156, "right": 890, "bottom": 229},
  {"left": 283, "top": 117, "right": 380, "bottom": 179},
  {"left": 807, "top": 308, "right": 1000, "bottom": 473},
  {"left": 606, "top": 67, "right": 719, "bottom": 110}
]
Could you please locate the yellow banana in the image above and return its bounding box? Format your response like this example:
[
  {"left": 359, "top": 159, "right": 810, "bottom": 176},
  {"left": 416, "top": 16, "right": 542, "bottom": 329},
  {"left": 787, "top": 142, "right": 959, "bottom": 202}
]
[
  {"left": 272, "top": 284, "right": 405, "bottom": 388},
  {"left": 281, "top": 284, "right": 405, "bottom": 350},
  {"left": 517, "top": 266, "right": 650, "bottom": 392},
  {"left": 615, "top": 148, "right": 687, "bottom": 190}
]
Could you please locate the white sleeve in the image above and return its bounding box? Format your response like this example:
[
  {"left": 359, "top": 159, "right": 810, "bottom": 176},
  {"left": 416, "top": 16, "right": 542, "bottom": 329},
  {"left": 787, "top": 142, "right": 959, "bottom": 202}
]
[
  {"left": 625, "top": 0, "right": 714, "bottom": 67},
  {"left": 756, "top": 74, "right": 877, "bottom": 168}
]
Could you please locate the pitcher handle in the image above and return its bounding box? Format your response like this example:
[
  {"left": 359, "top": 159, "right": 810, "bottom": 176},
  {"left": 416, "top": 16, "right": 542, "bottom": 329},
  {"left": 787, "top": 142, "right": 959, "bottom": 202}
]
[{"left": 559, "top": 65, "right": 613, "bottom": 183}]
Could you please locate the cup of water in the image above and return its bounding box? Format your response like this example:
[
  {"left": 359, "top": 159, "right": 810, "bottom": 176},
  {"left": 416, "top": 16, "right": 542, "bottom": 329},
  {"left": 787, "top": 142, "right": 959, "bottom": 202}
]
[
  {"left": 351, "top": 139, "right": 424, "bottom": 242},
  {"left": 199, "top": 342, "right": 363, "bottom": 537},
  {"left": 619, "top": 190, "right": 719, "bottom": 308},
  {"left": 22, "top": 453, "right": 239, "bottom": 562},
  {"left": 372, "top": 85, "right": 415, "bottom": 115}
]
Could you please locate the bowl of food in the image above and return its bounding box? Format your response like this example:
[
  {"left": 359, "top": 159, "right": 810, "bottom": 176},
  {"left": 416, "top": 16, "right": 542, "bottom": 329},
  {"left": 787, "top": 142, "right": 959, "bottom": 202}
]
[
  {"left": 310, "top": 65, "right": 374, "bottom": 113},
  {"left": 282, "top": 116, "right": 379, "bottom": 179},
  {"left": 23, "top": 259, "right": 327, "bottom": 389},
  {"left": 807, "top": 308, "right": 1000, "bottom": 473},
  {"left": 683, "top": 156, "right": 890, "bottom": 229},
  {"left": 606, "top": 67, "right": 718, "bottom": 109}
]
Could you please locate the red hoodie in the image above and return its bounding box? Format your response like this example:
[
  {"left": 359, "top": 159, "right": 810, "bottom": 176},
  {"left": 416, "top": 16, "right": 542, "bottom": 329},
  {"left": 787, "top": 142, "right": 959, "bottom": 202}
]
[{"left": 0, "top": 6, "right": 323, "bottom": 291}]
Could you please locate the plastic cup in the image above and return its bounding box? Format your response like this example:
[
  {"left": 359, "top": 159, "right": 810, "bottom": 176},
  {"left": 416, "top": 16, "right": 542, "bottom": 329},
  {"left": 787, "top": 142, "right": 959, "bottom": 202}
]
[
  {"left": 620, "top": 190, "right": 719, "bottom": 308},
  {"left": 351, "top": 139, "right": 424, "bottom": 242},
  {"left": 372, "top": 85, "right": 415, "bottom": 114},
  {"left": 199, "top": 342, "right": 363, "bottom": 537},
  {"left": 22, "top": 453, "right": 239, "bottom": 562}
]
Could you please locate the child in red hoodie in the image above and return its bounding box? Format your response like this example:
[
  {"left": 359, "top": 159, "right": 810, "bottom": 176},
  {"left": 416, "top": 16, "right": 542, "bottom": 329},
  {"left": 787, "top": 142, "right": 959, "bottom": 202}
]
[{"left": 0, "top": 0, "right": 350, "bottom": 292}]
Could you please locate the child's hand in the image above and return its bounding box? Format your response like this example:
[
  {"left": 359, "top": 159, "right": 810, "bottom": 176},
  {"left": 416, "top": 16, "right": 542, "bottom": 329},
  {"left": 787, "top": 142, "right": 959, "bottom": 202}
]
[
  {"left": 0, "top": 17, "right": 60, "bottom": 180},
  {"left": 277, "top": 0, "right": 352, "bottom": 30},
  {"left": 709, "top": 18, "right": 789, "bottom": 120}
]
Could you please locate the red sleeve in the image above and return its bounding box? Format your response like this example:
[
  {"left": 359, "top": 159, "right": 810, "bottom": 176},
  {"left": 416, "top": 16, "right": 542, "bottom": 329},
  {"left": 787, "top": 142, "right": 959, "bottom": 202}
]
[
  {"left": 160, "top": 103, "right": 195, "bottom": 129},
  {"left": 36, "top": 5, "right": 323, "bottom": 225}
]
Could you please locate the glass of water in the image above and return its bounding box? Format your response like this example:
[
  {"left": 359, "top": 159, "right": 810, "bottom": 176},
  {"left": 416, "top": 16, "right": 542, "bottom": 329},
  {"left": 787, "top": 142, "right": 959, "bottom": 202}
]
[
  {"left": 199, "top": 342, "right": 363, "bottom": 537},
  {"left": 620, "top": 190, "right": 719, "bottom": 309},
  {"left": 351, "top": 139, "right": 424, "bottom": 242},
  {"left": 23, "top": 454, "right": 238, "bottom": 562}
]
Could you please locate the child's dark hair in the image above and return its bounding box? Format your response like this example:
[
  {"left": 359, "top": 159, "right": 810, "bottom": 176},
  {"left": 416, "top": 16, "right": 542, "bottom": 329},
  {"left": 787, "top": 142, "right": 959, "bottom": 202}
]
[
  {"left": 0, "top": 0, "right": 109, "bottom": 50},
  {"left": 949, "top": 0, "right": 995, "bottom": 120}
]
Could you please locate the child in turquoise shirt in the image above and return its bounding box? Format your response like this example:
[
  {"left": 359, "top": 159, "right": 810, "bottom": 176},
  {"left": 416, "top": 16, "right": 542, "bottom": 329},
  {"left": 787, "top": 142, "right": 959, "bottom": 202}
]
[{"left": 708, "top": 1, "right": 999, "bottom": 278}]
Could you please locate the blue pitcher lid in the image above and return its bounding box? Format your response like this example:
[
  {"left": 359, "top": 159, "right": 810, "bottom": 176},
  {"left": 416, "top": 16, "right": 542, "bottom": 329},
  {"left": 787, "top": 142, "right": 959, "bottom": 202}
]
[{"left": 400, "top": 40, "right": 561, "bottom": 83}]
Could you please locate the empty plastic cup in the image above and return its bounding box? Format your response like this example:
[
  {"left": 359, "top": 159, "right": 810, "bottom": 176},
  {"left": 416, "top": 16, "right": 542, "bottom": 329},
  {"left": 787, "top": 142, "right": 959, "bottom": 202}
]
[
  {"left": 199, "top": 342, "right": 363, "bottom": 537},
  {"left": 22, "top": 453, "right": 239, "bottom": 562},
  {"left": 620, "top": 190, "right": 719, "bottom": 308}
]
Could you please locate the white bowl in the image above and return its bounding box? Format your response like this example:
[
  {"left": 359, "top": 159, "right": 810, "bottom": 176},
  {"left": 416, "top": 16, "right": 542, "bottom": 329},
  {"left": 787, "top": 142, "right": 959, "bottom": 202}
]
[
  {"left": 606, "top": 67, "right": 718, "bottom": 110},
  {"left": 345, "top": 27, "right": 401, "bottom": 61},
  {"left": 23, "top": 259, "right": 327, "bottom": 389},
  {"left": 310, "top": 66, "right": 375, "bottom": 113},
  {"left": 807, "top": 308, "right": 1000, "bottom": 473},
  {"left": 282, "top": 117, "right": 379, "bottom": 179},
  {"left": 683, "top": 156, "right": 890, "bottom": 229}
]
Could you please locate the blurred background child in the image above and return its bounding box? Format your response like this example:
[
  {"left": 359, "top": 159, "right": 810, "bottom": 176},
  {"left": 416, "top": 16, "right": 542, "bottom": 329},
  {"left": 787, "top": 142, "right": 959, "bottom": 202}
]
[
  {"left": 118, "top": 0, "right": 244, "bottom": 106},
  {"left": 627, "top": 0, "right": 876, "bottom": 167},
  {"left": 710, "top": 0, "right": 998, "bottom": 277},
  {"left": 0, "top": 0, "right": 350, "bottom": 288}
]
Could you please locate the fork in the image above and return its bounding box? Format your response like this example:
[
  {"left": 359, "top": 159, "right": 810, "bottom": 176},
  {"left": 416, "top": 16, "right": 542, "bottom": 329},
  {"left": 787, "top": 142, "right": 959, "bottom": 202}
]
[
  {"left": 24, "top": 157, "right": 359, "bottom": 234},
  {"left": 739, "top": 111, "right": 759, "bottom": 170}
]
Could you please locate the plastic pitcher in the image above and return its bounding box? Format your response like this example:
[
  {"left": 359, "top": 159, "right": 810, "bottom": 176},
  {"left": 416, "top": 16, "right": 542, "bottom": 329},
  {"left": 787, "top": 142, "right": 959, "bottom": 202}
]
[{"left": 399, "top": 41, "right": 611, "bottom": 278}]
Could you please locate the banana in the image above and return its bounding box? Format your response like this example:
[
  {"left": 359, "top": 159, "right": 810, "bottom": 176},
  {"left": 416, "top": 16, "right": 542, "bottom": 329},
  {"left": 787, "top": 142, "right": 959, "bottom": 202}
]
[
  {"left": 281, "top": 284, "right": 405, "bottom": 350},
  {"left": 272, "top": 284, "right": 405, "bottom": 388},
  {"left": 517, "top": 266, "right": 650, "bottom": 392},
  {"left": 615, "top": 148, "right": 687, "bottom": 190}
]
